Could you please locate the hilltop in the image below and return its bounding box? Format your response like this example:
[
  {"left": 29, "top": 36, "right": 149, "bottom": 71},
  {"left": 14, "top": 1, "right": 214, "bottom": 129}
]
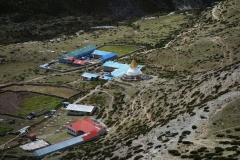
[{"left": 0, "top": 0, "right": 220, "bottom": 45}]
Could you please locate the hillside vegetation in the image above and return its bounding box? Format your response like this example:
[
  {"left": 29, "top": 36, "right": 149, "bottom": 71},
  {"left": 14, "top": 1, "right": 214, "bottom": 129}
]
[
  {"left": 0, "top": 0, "right": 240, "bottom": 159},
  {"left": 40, "top": 0, "right": 240, "bottom": 160}
]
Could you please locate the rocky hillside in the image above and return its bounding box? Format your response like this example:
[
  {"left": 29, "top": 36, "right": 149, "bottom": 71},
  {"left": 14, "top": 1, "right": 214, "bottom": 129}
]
[{"left": 39, "top": 0, "right": 240, "bottom": 159}]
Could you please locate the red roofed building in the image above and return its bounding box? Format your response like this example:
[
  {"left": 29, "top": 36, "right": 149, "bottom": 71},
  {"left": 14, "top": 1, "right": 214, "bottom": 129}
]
[
  {"left": 28, "top": 133, "right": 36, "bottom": 141},
  {"left": 67, "top": 57, "right": 75, "bottom": 61},
  {"left": 73, "top": 60, "right": 88, "bottom": 66},
  {"left": 65, "top": 117, "right": 107, "bottom": 136}
]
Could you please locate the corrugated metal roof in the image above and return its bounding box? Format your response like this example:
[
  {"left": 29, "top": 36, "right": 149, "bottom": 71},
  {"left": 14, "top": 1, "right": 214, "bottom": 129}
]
[
  {"left": 102, "top": 61, "right": 145, "bottom": 78},
  {"left": 66, "top": 117, "right": 97, "bottom": 133},
  {"left": 82, "top": 130, "right": 99, "bottom": 141},
  {"left": 73, "top": 60, "right": 87, "bottom": 65},
  {"left": 58, "top": 45, "right": 96, "bottom": 59},
  {"left": 34, "top": 133, "right": 88, "bottom": 157},
  {"left": 81, "top": 72, "right": 99, "bottom": 78},
  {"left": 29, "top": 133, "right": 36, "bottom": 137},
  {"left": 100, "top": 53, "right": 117, "bottom": 61},
  {"left": 67, "top": 57, "right": 75, "bottom": 61},
  {"left": 92, "top": 50, "right": 111, "bottom": 56},
  {"left": 34, "top": 131, "right": 100, "bottom": 157},
  {"left": 111, "top": 66, "right": 130, "bottom": 77},
  {"left": 66, "top": 104, "right": 96, "bottom": 112},
  {"left": 102, "top": 61, "right": 127, "bottom": 69},
  {"left": 99, "top": 75, "right": 113, "bottom": 80}
]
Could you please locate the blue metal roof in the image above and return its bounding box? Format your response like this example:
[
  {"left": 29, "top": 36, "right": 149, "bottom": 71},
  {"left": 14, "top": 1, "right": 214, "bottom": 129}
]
[
  {"left": 58, "top": 45, "right": 96, "bottom": 59},
  {"left": 34, "top": 135, "right": 84, "bottom": 157},
  {"left": 102, "top": 61, "right": 127, "bottom": 69},
  {"left": 100, "top": 74, "right": 113, "bottom": 80},
  {"left": 111, "top": 65, "right": 130, "bottom": 77},
  {"left": 81, "top": 72, "right": 99, "bottom": 78},
  {"left": 92, "top": 50, "right": 111, "bottom": 56},
  {"left": 102, "top": 61, "right": 145, "bottom": 78},
  {"left": 100, "top": 53, "right": 117, "bottom": 61}
]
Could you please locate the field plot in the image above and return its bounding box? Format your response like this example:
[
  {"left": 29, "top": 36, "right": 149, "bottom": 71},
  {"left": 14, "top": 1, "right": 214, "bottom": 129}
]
[
  {"left": 98, "top": 45, "right": 139, "bottom": 56},
  {"left": 2, "top": 85, "right": 80, "bottom": 98},
  {"left": 0, "top": 92, "right": 62, "bottom": 117}
]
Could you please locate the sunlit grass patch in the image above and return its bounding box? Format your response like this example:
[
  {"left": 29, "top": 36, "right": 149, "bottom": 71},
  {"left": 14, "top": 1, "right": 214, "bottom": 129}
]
[
  {"left": 98, "top": 45, "right": 139, "bottom": 56},
  {"left": 16, "top": 95, "right": 62, "bottom": 117}
]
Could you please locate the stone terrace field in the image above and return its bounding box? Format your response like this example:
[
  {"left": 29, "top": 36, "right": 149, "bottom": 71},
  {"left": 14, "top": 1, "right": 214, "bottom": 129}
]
[
  {"left": 0, "top": 91, "right": 62, "bottom": 117},
  {"left": 2, "top": 85, "right": 81, "bottom": 99}
]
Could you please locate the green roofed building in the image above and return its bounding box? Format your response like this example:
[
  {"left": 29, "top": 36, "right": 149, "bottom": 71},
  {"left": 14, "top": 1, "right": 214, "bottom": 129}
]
[{"left": 58, "top": 45, "right": 96, "bottom": 64}]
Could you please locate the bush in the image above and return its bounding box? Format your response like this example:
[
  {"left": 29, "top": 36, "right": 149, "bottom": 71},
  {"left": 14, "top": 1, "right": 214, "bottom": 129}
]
[
  {"left": 234, "top": 128, "right": 240, "bottom": 131},
  {"left": 188, "top": 154, "right": 202, "bottom": 159},
  {"left": 197, "top": 147, "right": 207, "bottom": 152},
  {"left": 182, "top": 141, "right": 193, "bottom": 144},
  {"left": 216, "top": 134, "right": 225, "bottom": 138},
  {"left": 182, "top": 130, "right": 191, "bottom": 135},
  {"left": 181, "top": 155, "right": 189, "bottom": 158},
  {"left": 134, "top": 155, "right": 144, "bottom": 160},
  {"left": 192, "top": 125, "right": 197, "bottom": 129},
  {"left": 190, "top": 151, "right": 198, "bottom": 154},
  {"left": 133, "top": 149, "right": 144, "bottom": 154},
  {"left": 155, "top": 145, "right": 162, "bottom": 149},
  {"left": 215, "top": 147, "right": 225, "bottom": 153},
  {"left": 126, "top": 140, "right": 132, "bottom": 146},
  {"left": 168, "top": 150, "right": 181, "bottom": 156}
]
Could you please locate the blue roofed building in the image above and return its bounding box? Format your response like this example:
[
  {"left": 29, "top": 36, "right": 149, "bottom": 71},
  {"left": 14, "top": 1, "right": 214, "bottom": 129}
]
[
  {"left": 92, "top": 50, "right": 117, "bottom": 62},
  {"left": 102, "top": 61, "right": 145, "bottom": 78},
  {"left": 81, "top": 72, "right": 99, "bottom": 81},
  {"left": 100, "top": 53, "right": 117, "bottom": 62},
  {"left": 58, "top": 45, "right": 96, "bottom": 64}
]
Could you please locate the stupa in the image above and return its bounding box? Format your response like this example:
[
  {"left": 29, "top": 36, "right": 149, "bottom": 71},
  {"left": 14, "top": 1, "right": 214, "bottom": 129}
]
[
  {"left": 125, "top": 59, "right": 142, "bottom": 76},
  {"left": 121, "top": 59, "right": 152, "bottom": 81}
]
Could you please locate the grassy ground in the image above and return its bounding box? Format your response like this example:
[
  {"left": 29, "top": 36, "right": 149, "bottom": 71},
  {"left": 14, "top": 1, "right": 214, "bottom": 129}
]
[
  {"left": 16, "top": 95, "right": 62, "bottom": 117},
  {"left": 208, "top": 98, "right": 240, "bottom": 139},
  {"left": 0, "top": 0, "right": 239, "bottom": 159},
  {"left": 0, "top": 11, "right": 189, "bottom": 84},
  {"left": 0, "top": 125, "right": 13, "bottom": 134},
  {"left": 98, "top": 45, "right": 139, "bottom": 56}
]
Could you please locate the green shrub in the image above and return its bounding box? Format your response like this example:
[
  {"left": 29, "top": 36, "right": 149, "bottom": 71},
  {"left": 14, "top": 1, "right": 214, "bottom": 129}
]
[
  {"left": 216, "top": 134, "right": 225, "bottom": 138},
  {"left": 134, "top": 155, "right": 144, "bottom": 160},
  {"left": 188, "top": 154, "right": 202, "bottom": 159},
  {"left": 215, "top": 147, "right": 225, "bottom": 153},
  {"left": 182, "top": 130, "right": 191, "bottom": 135},
  {"left": 190, "top": 150, "right": 198, "bottom": 154},
  {"left": 168, "top": 150, "right": 181, "bottom": 156},
  {"left": 234, "top": 128, "right": 240, "bottom": 131},
  {"left": 181, "top": 155, "right": 188, "bottom": 158},
  {"left": 155, "top": 145, "right": 162, "bottom": 149},
  {"left": 182, "top": 141, "right": 193, "bottom": 144},
  {"left": 192, "top": 125, "right": 197, "bottom": 129},
  {"left": 197, "top": 147, "right": 207, "bottom": 152}
]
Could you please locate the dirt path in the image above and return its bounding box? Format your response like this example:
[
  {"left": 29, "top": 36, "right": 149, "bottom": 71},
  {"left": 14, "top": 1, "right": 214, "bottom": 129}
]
[
  {"left": 188, "top": 138, "right": 234, "bottom": 149},
  {"left": 73, "top": 85, "right": 101, "bottom": 104},
  {"left": 212, "top": 7, "right": 220, "bottom": 20}
]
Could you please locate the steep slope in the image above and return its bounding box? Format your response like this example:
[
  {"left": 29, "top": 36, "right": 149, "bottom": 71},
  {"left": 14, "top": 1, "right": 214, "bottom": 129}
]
[
  {"left": 146, "top": 0, "right": 240, "bottom": 73},
  {"left": 40, "top": 0, "right": 240, "bottom": 160},
  {"left": 0, "top": 0, "right": 221, "bottom": 45}
]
